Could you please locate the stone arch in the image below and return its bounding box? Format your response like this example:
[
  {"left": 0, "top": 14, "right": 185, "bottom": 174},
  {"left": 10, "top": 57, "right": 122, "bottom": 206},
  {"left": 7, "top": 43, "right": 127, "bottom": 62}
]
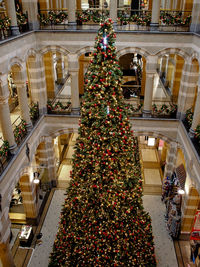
[
  {"left": 8, "top": 57, "right": 24, "bottom": 72},
  {"left": 24, "top": 48, "right": 37, "bottom": 62},
  {"left": 39, "top": 45, "right": 70, "bottom": 57},
  {"left": 51, "top": 127, "right": 79, "bottom": 139},
  {"left": 117, "top": 47, "right": 150, "bottom": 59},
  {"left": 191, "top": 52, "right": 200, "bottom": 69},
  {"left": 155, "top": 48, "right": 189, "bottom": 60},
  {"left": 76, "top": 46, "right": 95, "bottom": 57},
  {"left": 132, "top": 129, "right": 176, "bottom": 143}
]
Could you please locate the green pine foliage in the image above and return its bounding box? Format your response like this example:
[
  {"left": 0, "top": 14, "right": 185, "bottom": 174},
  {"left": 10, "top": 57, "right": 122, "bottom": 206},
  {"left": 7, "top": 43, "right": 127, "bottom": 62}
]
[{"left": 49, "top": 18, "right": 156, "bottom": 267}]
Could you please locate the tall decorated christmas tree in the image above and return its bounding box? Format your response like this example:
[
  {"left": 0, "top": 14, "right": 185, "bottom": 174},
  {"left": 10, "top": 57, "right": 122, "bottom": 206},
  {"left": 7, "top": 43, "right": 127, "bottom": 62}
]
[{"left": 49, "top": 19, "right": 156, "bottom": 267}]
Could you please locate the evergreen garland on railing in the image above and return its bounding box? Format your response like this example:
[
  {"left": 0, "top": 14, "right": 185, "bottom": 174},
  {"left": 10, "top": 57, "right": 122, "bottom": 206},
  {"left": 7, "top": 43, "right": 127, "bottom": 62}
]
[
  {"left": 14, "top": 120, "right": 27, "bottom": 144},
  {"left": 39, "top": 11, "right": 68, "bottom": 25},
  {"left": 0, "top": 140, "right": 10, "bottom": 158}
]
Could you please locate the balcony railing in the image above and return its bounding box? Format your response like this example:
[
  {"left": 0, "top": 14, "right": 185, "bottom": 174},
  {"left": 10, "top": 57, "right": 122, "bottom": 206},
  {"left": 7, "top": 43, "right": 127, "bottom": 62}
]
[{"left": 38, "top": 8, "right": 192, "bottom": 32}]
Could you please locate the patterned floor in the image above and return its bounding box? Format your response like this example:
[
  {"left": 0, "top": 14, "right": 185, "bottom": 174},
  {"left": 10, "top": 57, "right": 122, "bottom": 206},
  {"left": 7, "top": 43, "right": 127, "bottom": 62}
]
[
  {"left": 27, "top": 191, "right": 178, "bottom": 267},
  {"left": 28, "top": 190, "right": 66, "bottom": 267}
]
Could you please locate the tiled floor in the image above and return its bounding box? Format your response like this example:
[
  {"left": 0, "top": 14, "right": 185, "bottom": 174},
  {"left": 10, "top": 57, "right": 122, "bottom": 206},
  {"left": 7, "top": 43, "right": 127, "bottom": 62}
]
[
  {"left": 28, "top": 190, "right": 66, "bottom": 267},
  {"left": 143, "top": 195, "right": 178, "bottom": 267},
  {"left": 144, "top": 168, "right": 162, "bottom": 185}
]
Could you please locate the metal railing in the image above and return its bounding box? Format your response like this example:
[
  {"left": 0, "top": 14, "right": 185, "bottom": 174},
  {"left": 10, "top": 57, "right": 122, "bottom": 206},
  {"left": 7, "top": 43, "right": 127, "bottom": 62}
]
[
  {"left": 39, "top": 9, "right": 68, "bottom": 29},
  {"left": 38, "top": 8, "right": 191, "bottom": 32}
]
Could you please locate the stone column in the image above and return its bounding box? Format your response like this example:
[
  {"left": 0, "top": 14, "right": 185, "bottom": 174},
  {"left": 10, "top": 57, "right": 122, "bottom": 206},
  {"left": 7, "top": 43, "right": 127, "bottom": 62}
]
[
  {"left": 172, "top": 55, "right": 184, "bottom": 103},
  {"left": 181, "top": 186, "right": 199, "bottom": 233},
  {"left": 150, "top": 0, "right": 161, "bottom": 31},
  {"left": 27, "top": 53, "right": 47, "bottom": 115},
  {"left": 177, "top": 59, "right": 199, "bottom": 120},
  {"left": 37, "top": 137, "right": 57, "bottom": 187},
  {"left": 190, "top": 0, "right": 200, "bottom": 33},
  {"left": 44, "top": 136, "right": 57, "bottom": 187},
  {"left": 68, "top": 53, "right": 80, "bottom": 114},
  {"left": 56, "top": 52, "right": 64, "bottom": 84},
  {"left": 21, "top": 0, "right": 40, "bottom": 30},
  {"left": 110, "top": 0, "right": 118, "bottom": 25},
  {"left": 164, "top": 141, "right": 178, "bottom": 178},
  {"left": 5, "top": 0, "right": 20, "bottom": 35},
  {"left": 16, "top": 83, "right": 32, "bottom": 130},
  {"left": 63, "top": 0, "right": 67, "bottom": 9},
  {"left": 189, "top": 80, "right": 200, "bottom": 137},
  {"left": 68, "top": 0, "right": 76, "bottom": 26},
  {"left": 118, "top": 0, "right": 124, "bottom": 8},
  {"left": 142, "top": 56, "right": 158, "bottom": 117},
  {"left": 19, "top": 173, "right": 38, "bottom": 224},
  {"left": 43, "top": 52, "right": 56, "bottom": 99},
  {"left": 0, "top": 95, "right": 17, "bottom": 152}
]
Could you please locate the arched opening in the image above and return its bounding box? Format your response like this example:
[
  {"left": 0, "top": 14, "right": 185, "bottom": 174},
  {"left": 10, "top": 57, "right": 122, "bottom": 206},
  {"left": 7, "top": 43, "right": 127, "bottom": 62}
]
[
  {"left": 55, "top": 132, "right": 78, "bottom": 188},
  {"left": 7, "top": 64, "right": 30, "bottom": 145},
  {"left": 158, "top": 54, "right": 185, "bottom": 109},
  {"left": 119, "top": 53, "right": 143, "bottom": 99},
  {"left": 43, "top": 50, "right": 69, "bottom": 100},
  {"left": 78, "top": 52, "right": 93, "bottom": 98}
]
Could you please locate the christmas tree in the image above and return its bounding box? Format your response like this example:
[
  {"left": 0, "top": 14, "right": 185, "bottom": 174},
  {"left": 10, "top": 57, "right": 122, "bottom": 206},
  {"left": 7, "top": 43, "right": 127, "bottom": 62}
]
[{"left": 49, "top": 19, "right": 156, "bottom": 267}]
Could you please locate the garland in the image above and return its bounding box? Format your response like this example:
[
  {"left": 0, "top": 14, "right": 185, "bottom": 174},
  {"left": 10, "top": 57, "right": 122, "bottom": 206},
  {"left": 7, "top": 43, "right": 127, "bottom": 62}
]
[
  {"left": 118, "top": 11, "right": 191, "bottom": 26},
  {"left": 152, "top": 103, "right": 177, "bottom": 116},
  {"left": 47, "top": 100, "right": 71, "bottom": 112},
  {"left": 14, "top": 119, "right": 27, "bottom": 144},
  {"left": 0, "top": 140, "right": 10, "bottom": 158},
  {"left": 17, "top": 12, "right": 28, "bottom": 26},
  {"left": 195, "top": 125, "right": 200, "bottom": 144},
  {"left": 77, "top": 10, "right": 109, "bottom": 23},
  {"left": 0, "top": 17, "right": 11, "bottom": 30},
  {"left": 185, "top": 108, "right": 193, "bottom": 127},
  {"left": 39, "top": 11, "right": 68, "bottom": 25},
  {"left": 29, "top": 102, "right": 39, "bottom": 121},
  {"left": 126, "top": 103, "right": 143, "bottom": 115}
]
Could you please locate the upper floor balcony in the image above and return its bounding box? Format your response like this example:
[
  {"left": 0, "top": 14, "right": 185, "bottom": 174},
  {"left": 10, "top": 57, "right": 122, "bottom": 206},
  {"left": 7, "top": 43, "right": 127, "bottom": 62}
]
[{"left": 0, "top": 0, "right": 198, "bottom": 42}]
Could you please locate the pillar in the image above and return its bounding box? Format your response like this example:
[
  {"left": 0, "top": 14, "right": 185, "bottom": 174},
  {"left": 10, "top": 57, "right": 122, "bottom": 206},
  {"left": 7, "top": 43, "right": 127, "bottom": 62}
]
[
  {"left": 68, "top": 53, "right": 80, "bottom": 114},
  {"left": 56, "top": 52, "right": 64, "bottom": 84},
  {"left": 26, "top": 54, "right": 47, "bottom": 115},
  {"left": 161, "top": 141, "right": 168, "bottom": 163},
  {"left": 44, "top": 136, "right": 57, "bottom": 187},
  {"left": 181, "top": 187, "right": 199, "bottom": 234},
  {"left": 150, "top": 0, "right": 161, "bottom": 31},
  {"left": 142, "top": 56, "right": 158, "bottom": 117},
  {"left": 190, "top": 0, "right": 200, "bottom": 33},
  {"left": 189, "top": 81, "right": 200, "bottom": 137},
  {"left": 63, "top": 0, "right": 67, "bottom": 9},
  {"left": 16, "top": 83, "right": 32, "bottom": 130},
  {"left": 21, "top": 0, "right": 40, "bottom": 30},
  {"left": 43, "top": 52, "right": 56, "bottom": 99},
  {"left": 164, "top": 141, "right": 178, "bottom": 178},
  {"left": 19, "top": 173, "right": 38, "bottom": 224},
  {"left": 68, "top": 0, "right": 76, "bottom": 26},
  {"left": 172, "top": 55, "right": 184, "bottom": 103},
  {"left": 118, "top": 0, "right": 124, "bottom": 8},
  {"left": 177, "top": 59, "right": 199, "bottom": 120},
  {"left": 0, "top": 95, "right": 17, "bottom": 152},
  {"left": 141, "top": 57, "right": 146, "bottom": 97},
  {"left": 36, "top": 138, "right": 57, "bottom": 187},
  {"left": 5, "top": 0, "right": 20, "bottom": 35},
  {"left": 110, "top": 0, "right": 118, "bottom": 25}
]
